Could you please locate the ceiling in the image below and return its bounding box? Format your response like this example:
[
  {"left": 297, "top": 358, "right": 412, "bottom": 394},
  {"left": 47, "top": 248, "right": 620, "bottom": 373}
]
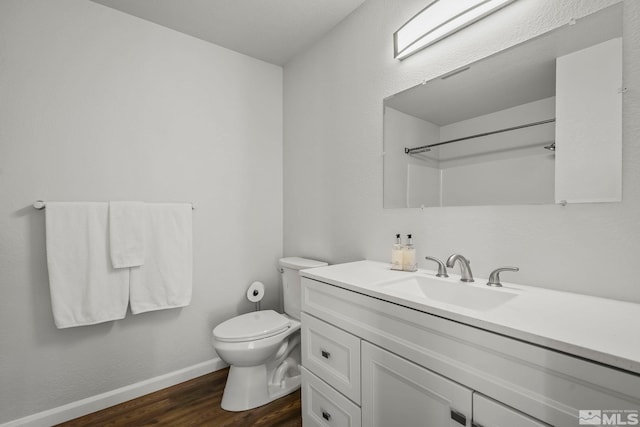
[{"left": 90, "top": 0, "right": 366, "bottom": 65}]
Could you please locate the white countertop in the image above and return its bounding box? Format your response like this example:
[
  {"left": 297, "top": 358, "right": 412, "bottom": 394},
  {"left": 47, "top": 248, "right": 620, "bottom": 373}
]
[{"left": 301, "top": 260, "right": 640, "bottom": 375}]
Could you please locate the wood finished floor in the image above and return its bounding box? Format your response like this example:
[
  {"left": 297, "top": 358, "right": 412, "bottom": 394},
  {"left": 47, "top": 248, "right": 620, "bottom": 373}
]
[{"left": 56, "top": 368, "right": 302, "bottom": 427}]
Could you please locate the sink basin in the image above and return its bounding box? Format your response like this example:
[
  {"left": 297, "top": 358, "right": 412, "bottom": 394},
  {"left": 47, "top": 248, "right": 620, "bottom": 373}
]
[{"left": 377, "top": 275, "right": 518, "bottom": 311}]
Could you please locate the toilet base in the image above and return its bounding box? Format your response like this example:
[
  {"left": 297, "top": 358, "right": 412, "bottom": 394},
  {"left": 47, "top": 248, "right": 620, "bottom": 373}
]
[{"left": 221, "top": 364, "right": 301, "bottom": 411}]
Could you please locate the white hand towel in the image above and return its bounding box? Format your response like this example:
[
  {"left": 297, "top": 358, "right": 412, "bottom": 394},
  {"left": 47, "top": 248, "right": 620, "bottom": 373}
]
[
  {"left": 109, "top": 201, "right": 145, "bottom": 268},
  {"left": 130, "top": 203, "right": 193, "bottom": 314},
  {"left": 45, "top": 202, "right": 129, "bottom": 328}
]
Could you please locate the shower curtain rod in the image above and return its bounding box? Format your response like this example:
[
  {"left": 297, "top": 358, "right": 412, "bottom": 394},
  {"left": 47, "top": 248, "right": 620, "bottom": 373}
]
[
  {"left": 404, "top": 118, "right": 556, "bottom": 155},
  {"left": 33, "top": 200, "right": 196, "bottom": 210}
]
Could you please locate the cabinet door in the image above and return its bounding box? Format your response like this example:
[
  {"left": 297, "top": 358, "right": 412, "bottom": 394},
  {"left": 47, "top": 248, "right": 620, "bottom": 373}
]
[
  {"left": 361, "top": 342, "right": 472, "bottom": 427},
  {"left": 472, "top": 394, "right": 549, "bottom": 427}
]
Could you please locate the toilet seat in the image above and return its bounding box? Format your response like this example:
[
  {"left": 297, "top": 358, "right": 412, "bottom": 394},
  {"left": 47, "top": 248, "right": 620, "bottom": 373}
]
[{"left": 213, "top": 310, "right": 290, "bottom": 343}]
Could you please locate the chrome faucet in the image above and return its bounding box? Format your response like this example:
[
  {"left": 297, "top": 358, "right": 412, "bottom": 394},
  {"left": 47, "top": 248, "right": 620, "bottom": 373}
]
[{"left": 446, "top": 254, "right": 474, "bottom": 282}]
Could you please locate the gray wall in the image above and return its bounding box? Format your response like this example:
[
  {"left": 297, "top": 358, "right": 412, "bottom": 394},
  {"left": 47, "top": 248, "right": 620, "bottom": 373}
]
[
  {"left": 0, "top": 0, "right": 283, "bottom": 423},
  {"left": 283, "top": 0, "right": 640, "bottom": 302}
]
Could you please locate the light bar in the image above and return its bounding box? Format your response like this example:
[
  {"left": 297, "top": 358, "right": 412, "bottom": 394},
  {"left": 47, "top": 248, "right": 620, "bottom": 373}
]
[{"left": 394, "top": 0, "right": 516, "bottom": 60}]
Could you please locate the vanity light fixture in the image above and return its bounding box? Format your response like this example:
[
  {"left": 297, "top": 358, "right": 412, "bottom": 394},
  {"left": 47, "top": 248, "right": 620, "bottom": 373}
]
[{"left": 394, "top": 0, "right": 517, "bottom": 60}]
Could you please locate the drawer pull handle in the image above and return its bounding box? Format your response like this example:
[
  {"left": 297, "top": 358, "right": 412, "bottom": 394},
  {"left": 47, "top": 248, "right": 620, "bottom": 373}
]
[
  {"left": 321, "top": 350, "right": 331, "bottom": 359},
  {"left": 322, "top": 410, "right": 331, "bottom": 421},
  {"left": 451, "top": 409, "right": 467, "bottom": 425},
  {"left": 472, "top": 423, "right": 484, "bottom": 427}
]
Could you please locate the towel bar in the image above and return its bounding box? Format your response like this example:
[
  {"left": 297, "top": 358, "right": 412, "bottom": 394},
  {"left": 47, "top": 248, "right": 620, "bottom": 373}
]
[{"left": 33, "top": 200, "right": 195, "bottom": 210}]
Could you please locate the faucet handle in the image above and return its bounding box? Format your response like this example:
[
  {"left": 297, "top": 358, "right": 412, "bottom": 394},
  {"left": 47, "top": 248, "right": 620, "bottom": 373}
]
[
  {"left": 424, "top": 257, "right": 448, "bottom": 277},
  {"left": 487, "top": 267, "right": 519, "bottom": 287}
]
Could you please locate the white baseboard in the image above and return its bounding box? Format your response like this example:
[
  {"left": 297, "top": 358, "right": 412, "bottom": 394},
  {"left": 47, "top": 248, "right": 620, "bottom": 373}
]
[{"left": 1, "top": 358, "right": 228, "bottom": 427}]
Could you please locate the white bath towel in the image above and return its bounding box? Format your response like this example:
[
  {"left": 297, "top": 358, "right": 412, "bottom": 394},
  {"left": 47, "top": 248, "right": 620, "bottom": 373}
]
[
  {"left": 109, "top": 201, "right": 145, "bottom": 268},
  {"left": 45, "top": 202, "right": 129, "bottom": 328},
  {"left": 130, "top": 203, "right": 193, "bottom": 314}
]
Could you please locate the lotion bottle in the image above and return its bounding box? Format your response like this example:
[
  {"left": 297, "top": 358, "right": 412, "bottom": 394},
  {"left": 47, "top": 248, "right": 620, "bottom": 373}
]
[
  {"left": 391, "top": 234, "right": 403, "bottom": 270},
  {"left": 403, "top": 234, "right": 417, "bottom": 272}
]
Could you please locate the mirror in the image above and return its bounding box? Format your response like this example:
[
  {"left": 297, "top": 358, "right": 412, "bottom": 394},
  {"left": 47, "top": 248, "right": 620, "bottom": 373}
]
[{"left": 383, "top": 4, "right": 622, "bottom": 208}]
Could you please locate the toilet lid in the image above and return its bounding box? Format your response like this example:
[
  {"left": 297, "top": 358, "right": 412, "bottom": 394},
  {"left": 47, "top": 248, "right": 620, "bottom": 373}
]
[{"left": 213, "top": 310, "right": 290, "bottom": 342}]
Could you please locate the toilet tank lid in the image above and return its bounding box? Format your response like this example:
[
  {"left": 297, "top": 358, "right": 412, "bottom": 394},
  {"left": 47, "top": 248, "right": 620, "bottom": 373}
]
[{"left": 279, "top": 257, "right": 328, "bottom": 270}]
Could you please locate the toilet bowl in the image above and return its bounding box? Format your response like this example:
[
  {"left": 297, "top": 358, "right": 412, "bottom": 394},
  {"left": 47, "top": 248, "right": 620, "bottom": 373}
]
[
  {"left": 212, "top": 257, "right": 327, "bottom": 411},
  {"left": 212, "top": 310, "right": 301, "bottom": 411}
]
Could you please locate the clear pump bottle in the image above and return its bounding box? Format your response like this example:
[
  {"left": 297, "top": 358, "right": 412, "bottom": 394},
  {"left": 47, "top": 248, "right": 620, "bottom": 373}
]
[
  {"left": 391, "top": 234, "right": 403, "bottom": 270},
  {"left": 402, "top": 234, "right": 417, "bottom": 272}
]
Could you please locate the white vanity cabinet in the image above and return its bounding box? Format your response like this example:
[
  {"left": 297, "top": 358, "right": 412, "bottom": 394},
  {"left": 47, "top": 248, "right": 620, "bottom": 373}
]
[{"left": 299, "top": 273, "right": 640, "bottom": 427}]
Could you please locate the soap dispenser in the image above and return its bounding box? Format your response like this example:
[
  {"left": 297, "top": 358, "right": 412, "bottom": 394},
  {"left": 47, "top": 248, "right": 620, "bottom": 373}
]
[
  {"left": 403, "top": 234, "right": 417, "bottom": 272},
  {"left": 391, "top": 234, "right": 403, "bottom": 271}
]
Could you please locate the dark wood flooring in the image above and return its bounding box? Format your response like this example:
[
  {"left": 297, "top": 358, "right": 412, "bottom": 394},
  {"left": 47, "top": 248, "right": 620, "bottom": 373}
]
[{"left": 56, "top": 368, "right": 302, "bottom": 427}]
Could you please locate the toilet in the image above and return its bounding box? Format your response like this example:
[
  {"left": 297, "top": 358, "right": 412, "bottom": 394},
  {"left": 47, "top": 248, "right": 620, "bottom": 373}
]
[{"left": 212, "top": 257, "right": 327, "bottom": 411}]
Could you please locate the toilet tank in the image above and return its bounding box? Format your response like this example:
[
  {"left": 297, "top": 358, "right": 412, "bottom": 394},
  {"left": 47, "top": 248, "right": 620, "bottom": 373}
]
[{"left": 279, "top": 257, "right": 327, "bottom": 319}]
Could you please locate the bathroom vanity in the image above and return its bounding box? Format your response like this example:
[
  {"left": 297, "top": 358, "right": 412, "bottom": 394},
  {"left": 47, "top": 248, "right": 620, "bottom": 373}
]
[{"left": 299, "top": 261, "right": 640, "bottom": 427}]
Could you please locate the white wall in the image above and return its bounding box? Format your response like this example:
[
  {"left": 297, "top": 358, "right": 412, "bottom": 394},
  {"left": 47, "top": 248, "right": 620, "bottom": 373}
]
[
  {"left": 283, "top": 0, "right": 640, "bottom": 302},
  {"left": 0, "top": 0, "right": 282, "bottom": 423}
]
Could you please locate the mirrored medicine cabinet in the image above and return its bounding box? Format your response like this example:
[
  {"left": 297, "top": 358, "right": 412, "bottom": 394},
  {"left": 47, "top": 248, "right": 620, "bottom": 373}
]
[{"left": 383, "top": 4, "right": 623, "bottom": 209}]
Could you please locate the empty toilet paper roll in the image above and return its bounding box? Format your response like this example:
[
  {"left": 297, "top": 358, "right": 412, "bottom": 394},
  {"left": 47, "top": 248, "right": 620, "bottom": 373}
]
[{"left": 247, "top": 281, "right": 265, "bottom": 303}]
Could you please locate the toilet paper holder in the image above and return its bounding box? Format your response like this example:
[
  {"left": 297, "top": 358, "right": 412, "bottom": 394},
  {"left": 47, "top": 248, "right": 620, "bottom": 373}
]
[
  {"left": 252, "top": 289, "right": 261, "bottom": 311},
  {"left": 247, "top": 281, "right": 265, "bottom": 311}
]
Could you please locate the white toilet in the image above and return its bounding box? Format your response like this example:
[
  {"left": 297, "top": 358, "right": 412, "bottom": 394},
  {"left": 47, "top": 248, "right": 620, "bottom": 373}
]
[{"left": 212, "top": 257, "right": 327, "bottom": 411}]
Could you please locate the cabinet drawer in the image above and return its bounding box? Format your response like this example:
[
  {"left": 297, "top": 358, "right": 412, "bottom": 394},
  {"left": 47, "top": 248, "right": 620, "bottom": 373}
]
[
  {"left": 473, "top": 393, "right": 549, "bottom": 427},
  {"left": 302, "top": 367, "right": 362, "bottom": 427},
  {"left": 302, "top": 312, "right": 361, "bottom": 404}
]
